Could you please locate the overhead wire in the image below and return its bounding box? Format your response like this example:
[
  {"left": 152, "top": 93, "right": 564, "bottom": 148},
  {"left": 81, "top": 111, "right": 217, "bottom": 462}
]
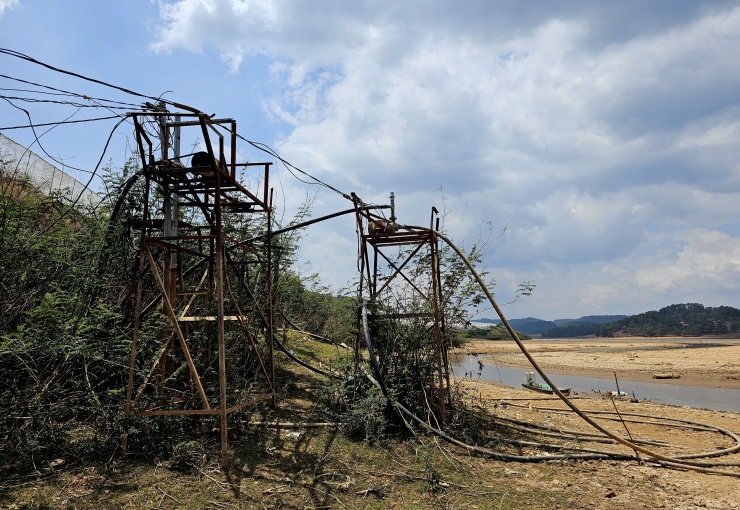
[
  {"left": 235, "top": 133, "right": 353, "bottom": 200},
  {"left": 0, "top": 48, "right": 195, "bottom": 113},
  {"left": 0, "top": 114, "right": 122, "bottom": 131},
  {"left": 0, "top": 95, "right": 138, "bottom": 110},
  {"left": 0, "top": 72, "right": 143, "bottom": 108},
  {"left": 2, "top": 95, "right": 120, "bottom": 177}
]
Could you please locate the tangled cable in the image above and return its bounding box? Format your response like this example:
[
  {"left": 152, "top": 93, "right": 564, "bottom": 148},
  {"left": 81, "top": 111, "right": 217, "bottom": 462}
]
[{"left": 355, "top": 224, "right": 740, "bottom": 476}]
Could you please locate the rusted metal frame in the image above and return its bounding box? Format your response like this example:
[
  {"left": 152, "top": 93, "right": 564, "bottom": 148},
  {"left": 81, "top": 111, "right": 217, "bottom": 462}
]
[
  {"left": 369, "top": 239, "right": 428, "bottom": 248},
  {"left": 197, "top": 114, "right": 225, "bottom": 186},
  {"left": 198, "top": 117, "right": 252, "bottom": 206},
  {"left": 218, "top": 130, "right": 226, "bottom": 173},
  {"left": 178, "top": 268, "right": 209, "bottom": 319},
  {"left": 226, "top": 252, "right": 274, "bottom": 341},
  {"left": 177, "top": 315, "right": 243, "bottom": 321},
  {"left": 146, "top": 238, "right": 206, "bottom": 258},
  {"left": 199, "top": 115, "right": 227, "bottom": 169},
  {"left": 363, "top": 235, "right": 373, "bottom": 300},
  {"left": 131, "top": 116, "right": 151, "bottom": 172},
  {"left": 171, "top": 189, "right": 215, "bottom": 225},
  {"left": 220, "top": 160, "right": 271, "bottom": 209},
  {"left": 192, "top": 180, "right": 265, "bottom": 213},
  {"left": 138, "top": 252, "right": 209, "bottom": 318},
  {"left": 157, "top": 234, "right": 216, "bottom": 241},
  {"left": 133, "top": 393, "right": 272, "bottom": 416},
  {"left": 213, "top": 170, "right": 230, "bottom": 466},
  {"left": 143, "top": 243, "right": 211, "bottom": 409},
  {"left": 370, "top": 242, "right": 429, "bottom": 303},
  {"left": 222, "top": 253, "right": 275, "bottom": 396},
  {"left": 241, "top": 205, "right": 389, "bottom": 245},
  {"left": 122, "top": 172, "right": 152, "bottom": 454},
  {"left": 166, "top": 116, "right": 233, "bottom": 128},
  {"left": 369, "top": 234, "right": 429, "bottom": 246},
  {"left": 131, "top": 321, "right": 182, "bottom": 407},
  {"left": 212, "top": 185, "right": 245, "bottom": 194},
  {"left": 201, "top": 120, "right": 268, "bottom": 198},
  {"left": 221, "top": 233, "right": 262, "bottom": 257},
  {"left": 152, "top": 166, "right": 190, "bottom": 176},
  {"left": 429, "top": 209, "right": 446, "bottom": 422},
  {"left": 224, "top": 392, "right": 272, "bottom": 413},
  {"left": 267, "top": 189, "right": 276, "bottom": 406},
  {"left": 239, "top": 162, "right": 274, "bottom": 167},
  {"left": 214, "top": 181, "right": 266, "bottom": 212},
  {"left": 195, "top": 200, "right": 257, "bottom": 211}
]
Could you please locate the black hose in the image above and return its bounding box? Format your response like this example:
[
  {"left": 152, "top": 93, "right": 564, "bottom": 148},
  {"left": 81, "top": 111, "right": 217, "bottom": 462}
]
[{"left": 358, "top": 226, "right": 740, "bottom": 475}]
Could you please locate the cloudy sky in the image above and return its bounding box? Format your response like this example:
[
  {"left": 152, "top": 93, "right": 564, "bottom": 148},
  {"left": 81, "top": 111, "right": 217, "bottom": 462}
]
[{"left": 2, "top": 0, "right": 740, "bottom": 320}]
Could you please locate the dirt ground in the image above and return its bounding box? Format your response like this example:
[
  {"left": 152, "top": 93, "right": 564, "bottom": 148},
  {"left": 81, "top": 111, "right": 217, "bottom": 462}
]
[
  {"left": 449, "top": 336, "right": 740, "bottom": 508},
  {"left": 456, "top": 336, "right": 740, "bottom": 389},
  {"left": 455, "top": 375, "right": 740, "bottom": 509},
  {"left": 4, "top": 337, "right": 740, "bottom": 509}
]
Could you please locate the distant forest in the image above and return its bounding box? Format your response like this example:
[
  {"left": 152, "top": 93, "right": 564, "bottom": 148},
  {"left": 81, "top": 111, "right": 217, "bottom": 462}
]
[
  {"left": 472, "top": 304, "right": 740, "bottom": 338},
  {"left": 474, "top": 315, "right": 627, "bottom": 338},
  {"left": 596, "top": 303, "right": 740, "bottom": 337}
]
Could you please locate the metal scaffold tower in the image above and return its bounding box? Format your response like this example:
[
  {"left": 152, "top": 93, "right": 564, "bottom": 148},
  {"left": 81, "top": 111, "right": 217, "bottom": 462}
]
[
  {"left": 353, "top": 196, "right": 452, "bottom": 421},
  {"left": 121, "top": 110, "right": 275, "bottom": 466}
]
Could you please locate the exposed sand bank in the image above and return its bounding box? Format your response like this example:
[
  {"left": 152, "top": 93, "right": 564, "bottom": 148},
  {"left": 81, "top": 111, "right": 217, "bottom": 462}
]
[{"left": 454, "top": 337, "right": 740, "bottom": 389}]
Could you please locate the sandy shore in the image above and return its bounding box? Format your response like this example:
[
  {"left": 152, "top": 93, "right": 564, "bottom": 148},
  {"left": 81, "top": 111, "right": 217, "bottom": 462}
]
[{"left": 454, "top": 336, "right": 740, "bottom": 389}]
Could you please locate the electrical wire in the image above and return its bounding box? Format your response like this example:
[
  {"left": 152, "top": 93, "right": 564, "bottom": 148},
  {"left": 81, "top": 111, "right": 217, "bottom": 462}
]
[
  {"left": 229, "top": 129, "right": 353, "bottom": 201},
  {"left": 0, "top": 95, "right": 137, "bottom": 110},
  {"left": 0, "top": 48, "right": 195, "bottom": 113},
  {"left": 0, "top": 73, "right": 142, "bottom": 108},
  {"left": 0, "top": 114, "right": 122, "bottom": 131},
  {"left": 28, "top": 117, "right": 128, "bottom": 239}
]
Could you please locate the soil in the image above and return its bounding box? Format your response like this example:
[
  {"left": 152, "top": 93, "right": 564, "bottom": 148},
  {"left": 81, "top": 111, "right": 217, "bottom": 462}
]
[
  {"left": 454, "top": 376, "right": 740, "bottom": 509},
  {"left": 3, "top": 336, "right": 740, "bottom": 509}
]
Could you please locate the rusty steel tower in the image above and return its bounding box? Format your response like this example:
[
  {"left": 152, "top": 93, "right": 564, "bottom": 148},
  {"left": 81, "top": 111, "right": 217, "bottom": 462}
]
[
  {"left": 353, "top": 197, "right": 451, "bottom": 421},
  {"left": 121, "top": 110, "right": 275, "bottom": 465}
]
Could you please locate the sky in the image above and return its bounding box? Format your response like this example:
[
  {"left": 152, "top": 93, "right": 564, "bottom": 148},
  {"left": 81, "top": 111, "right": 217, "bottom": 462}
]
[{"left": 2, "top": 0, "right": 740, "bottom": 321}]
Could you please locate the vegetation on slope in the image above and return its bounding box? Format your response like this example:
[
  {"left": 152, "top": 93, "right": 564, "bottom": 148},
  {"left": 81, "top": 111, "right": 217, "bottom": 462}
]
[{"left": 596, "top": 303, "right": 740, "bottom": 337}]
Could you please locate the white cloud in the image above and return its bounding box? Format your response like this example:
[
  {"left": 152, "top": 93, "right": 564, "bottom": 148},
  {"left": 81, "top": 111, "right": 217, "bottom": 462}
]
[
  {"left": 0, "top": 0, "right": 19, "bottom": 18},
  {"left": 635, "top": 229, "right": 740, "bottom": 293},
  {"left": 150, "top": 2, "right": 740, "bottom": 316}
]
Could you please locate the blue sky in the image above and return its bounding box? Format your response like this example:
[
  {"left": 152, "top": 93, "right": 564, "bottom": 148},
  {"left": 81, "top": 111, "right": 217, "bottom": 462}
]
[{"left": 2, "top": 0, "right": 740, "bottom": 320}]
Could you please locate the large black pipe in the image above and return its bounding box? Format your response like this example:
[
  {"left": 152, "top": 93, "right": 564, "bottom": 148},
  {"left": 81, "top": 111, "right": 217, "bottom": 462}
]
[{"left": 242, "top": 205, "right": 390, "bottom": 244}]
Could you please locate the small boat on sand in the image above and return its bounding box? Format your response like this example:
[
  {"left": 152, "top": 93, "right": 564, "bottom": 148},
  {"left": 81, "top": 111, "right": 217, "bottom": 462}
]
[{"left": 522, "top": 372, "right": 572, "bottom": 396}]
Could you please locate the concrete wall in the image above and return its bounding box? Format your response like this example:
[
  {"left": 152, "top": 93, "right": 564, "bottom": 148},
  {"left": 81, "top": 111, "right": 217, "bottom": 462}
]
[{"left": 0, "top": 133, "right": 102, "bottom": 208}]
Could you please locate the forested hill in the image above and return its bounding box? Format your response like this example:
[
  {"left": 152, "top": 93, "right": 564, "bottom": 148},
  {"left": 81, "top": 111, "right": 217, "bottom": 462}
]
[
  {"left": 596, "top": 303, "right": 740, "bottom": 337},
  {"left": 478, "top": 315, "right": 628, "bottom": 336}
]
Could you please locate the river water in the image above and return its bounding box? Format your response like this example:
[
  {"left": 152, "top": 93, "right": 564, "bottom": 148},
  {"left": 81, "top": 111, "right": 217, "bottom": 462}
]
[{"left": 451, "top": 354, "right": 740, "bottom": 413}]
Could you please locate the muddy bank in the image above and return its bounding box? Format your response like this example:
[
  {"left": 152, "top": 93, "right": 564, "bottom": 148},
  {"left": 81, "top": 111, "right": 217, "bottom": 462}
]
[{"left": 454, "top": 337, "right": 740, "bottom": 389}]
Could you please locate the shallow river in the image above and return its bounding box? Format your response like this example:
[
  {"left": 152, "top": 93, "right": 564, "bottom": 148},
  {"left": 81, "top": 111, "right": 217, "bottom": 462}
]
[{"left": 451, "top": 354, "right": 740, "bottom": 413}]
